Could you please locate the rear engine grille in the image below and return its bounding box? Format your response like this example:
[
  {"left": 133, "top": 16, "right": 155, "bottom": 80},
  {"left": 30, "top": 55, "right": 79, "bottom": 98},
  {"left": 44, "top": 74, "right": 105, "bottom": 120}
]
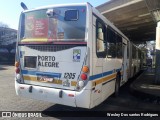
[{"left": 26, "top": 45, "right": 77, "bottom": 52}]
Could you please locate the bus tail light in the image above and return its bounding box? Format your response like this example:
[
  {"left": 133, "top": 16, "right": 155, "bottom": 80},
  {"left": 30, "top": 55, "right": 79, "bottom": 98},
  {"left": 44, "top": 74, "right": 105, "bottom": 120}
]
[
  {"left": 68, "top": 94, "right": 74, "bottom": 97},
  {"left": 81, "top": 73, "right": 87, "bottom": 80},
  {"left": 81, "top": 65, "right": 89, "bottom": 80},
  {"left": 15, "top": 61, "right": 20, "bottom": 73},
  {"left": 15, "top": 67, "right": 20, "bottom": 74},
  {"left": 15, "top": 61, "right": 22, "bottom": 83},
  {"left": 16, "top": 74, "right": 21, "bottom": 80},
  {"left": 78, "top": 81, "right": 84, "bottom": 88},
  {"left": 77, "top": 65, "right": 89, "bottom": 90},
  {"left": 82, "top": 66, "right": 89, "bottom": 73},
  {"left": 15, "top": 62, "right": 20, "bottom": 67}
]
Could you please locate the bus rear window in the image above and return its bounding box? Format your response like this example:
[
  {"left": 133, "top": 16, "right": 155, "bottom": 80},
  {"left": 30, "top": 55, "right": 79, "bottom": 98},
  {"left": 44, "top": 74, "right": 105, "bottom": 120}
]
[
  {"left": 65, "top": 10, "right": 78, "bottom": 21},
  {"left": 20, "top": 6, "right": 86, "bottom": 41},
  {"left": 24, "top": 56, "right": 37, "bottom": 68}
]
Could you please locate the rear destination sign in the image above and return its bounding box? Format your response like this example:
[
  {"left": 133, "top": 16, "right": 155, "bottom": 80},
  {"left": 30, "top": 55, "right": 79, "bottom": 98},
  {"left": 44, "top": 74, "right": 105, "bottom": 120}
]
[{"left": 38, "top": 56, "right": 59, "bottom": 68}]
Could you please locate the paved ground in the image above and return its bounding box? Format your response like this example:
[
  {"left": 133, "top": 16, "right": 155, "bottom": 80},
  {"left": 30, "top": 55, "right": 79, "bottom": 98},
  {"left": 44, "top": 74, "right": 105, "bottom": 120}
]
[
  {"left": 131, "top": 68, "right": 160, "bottom": 98},
  {"left": 0, "top": 65, "right": 160, "bottom": 120},
  {"left": 0, "top": 65, "right": 55, "bottom": 120}
]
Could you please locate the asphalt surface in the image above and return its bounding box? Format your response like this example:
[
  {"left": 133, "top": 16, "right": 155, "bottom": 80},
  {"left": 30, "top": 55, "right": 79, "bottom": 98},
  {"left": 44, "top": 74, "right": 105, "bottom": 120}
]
[
  {"left": 130, "top": 68, "right": 160, "bottom": 99},
  {"left": 0, "top": 65, "right": 160, "bottom": 120},
  {"left": 0, "top": 65, "right": 55, "bottom": 120}
]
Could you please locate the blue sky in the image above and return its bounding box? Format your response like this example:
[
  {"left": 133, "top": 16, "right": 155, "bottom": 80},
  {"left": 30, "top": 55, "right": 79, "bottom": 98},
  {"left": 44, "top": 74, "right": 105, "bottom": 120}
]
[{"left": 0, "top": 0, "right": 109, "bottom": 30}]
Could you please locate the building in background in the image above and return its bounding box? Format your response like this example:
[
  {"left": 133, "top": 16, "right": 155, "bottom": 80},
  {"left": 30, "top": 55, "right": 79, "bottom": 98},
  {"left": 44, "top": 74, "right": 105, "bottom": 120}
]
[
  {"left": 0, "top": 27, "right": 17, "bottom": 45},
  {"left": 146, "top": 41, "right": 156, "bottom": 67},
  {"left": 0, "top": 27, "right": 17, "bottom": 64}
]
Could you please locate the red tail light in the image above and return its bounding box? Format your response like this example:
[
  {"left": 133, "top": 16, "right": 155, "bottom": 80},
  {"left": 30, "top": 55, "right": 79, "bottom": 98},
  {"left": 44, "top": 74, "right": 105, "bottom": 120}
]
[
  {"left": 68, "top": 94, "right": 74, "bottom": 97},
  {"left": 15, "top": 67, "right": 20, "bottom": 73},
  {"left": 15, "top": 61, "right": 20, "bottom": 73},
  {"left": 81, "top": 73, "right": 87, "bottom": 80}
]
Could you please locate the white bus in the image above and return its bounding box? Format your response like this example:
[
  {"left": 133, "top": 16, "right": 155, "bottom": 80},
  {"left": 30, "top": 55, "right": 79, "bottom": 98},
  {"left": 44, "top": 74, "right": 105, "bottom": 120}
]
[{"left": 15, "top": 3, "right": 141, "bottom": 109}]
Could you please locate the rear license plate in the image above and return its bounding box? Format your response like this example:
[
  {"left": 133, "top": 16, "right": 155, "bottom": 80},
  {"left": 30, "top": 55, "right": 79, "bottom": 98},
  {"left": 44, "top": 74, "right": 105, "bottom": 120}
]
[{"left": 37, "top": 76, "right": 54, "bottom": 82}]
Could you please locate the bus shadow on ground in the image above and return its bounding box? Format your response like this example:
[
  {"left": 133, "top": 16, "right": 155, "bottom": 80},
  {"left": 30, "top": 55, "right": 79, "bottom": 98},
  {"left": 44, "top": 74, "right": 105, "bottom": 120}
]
[
  {"left": 41, "top": 78, "right": 138, "bottom": 118},
  {"left": 42, "top": 104, "right": 108, "bottom": 118},
  {"left": 41, "top": 70, "right": 151, "bottom": 118}
]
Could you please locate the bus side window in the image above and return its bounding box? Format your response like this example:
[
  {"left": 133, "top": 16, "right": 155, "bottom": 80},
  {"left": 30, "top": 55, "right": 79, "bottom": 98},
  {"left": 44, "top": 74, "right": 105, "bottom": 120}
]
[
  {"left": 20, "top": 13, "right": 25, "bottom": 39},
  {"left": 138, "top": 50, "right": 141, "bottom": 59},
  {"left": 132, "top": 46, "right": 136, "bottom": 59},
  {"left": 96, "top": 20, "right": 106, "bottom": 58},
  {"left": 127, "top": 41, "right": 129, "bottom": 59},
  {"left": 116, "top": 35, "right": 122, "bottom": 58},
  {"left": 107, "top": 27, "right": 116, "bottom": 58}
]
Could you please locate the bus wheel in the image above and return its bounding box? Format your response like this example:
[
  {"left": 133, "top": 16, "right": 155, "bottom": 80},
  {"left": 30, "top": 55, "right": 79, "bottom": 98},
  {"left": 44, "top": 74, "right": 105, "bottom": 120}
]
[{"left": 114, "top": 74, "right": 120, "bottom": 97}]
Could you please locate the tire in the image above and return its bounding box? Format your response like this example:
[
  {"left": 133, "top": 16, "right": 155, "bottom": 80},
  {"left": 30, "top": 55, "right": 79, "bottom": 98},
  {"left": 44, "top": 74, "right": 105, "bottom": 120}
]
[{"left": 114, "top": 74, "right": 120, "bottom": 97}]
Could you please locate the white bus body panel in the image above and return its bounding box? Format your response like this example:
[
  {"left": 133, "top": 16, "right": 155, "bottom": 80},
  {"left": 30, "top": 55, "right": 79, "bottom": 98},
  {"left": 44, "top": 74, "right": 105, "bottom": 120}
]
[
  {"left": 15, "top": 81, "right": 76, "bottom": 107},
  {"left": 19, "top": 46, "right": 87, "bottom": 90},
  {"left": 15, "top": 81, "right": 92, "bottom": 108}
]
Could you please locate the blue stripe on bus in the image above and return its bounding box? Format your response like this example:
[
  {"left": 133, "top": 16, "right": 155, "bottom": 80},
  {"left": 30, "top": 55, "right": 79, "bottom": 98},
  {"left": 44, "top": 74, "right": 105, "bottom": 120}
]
[
  {"left": 22, "top": 70, "right": 62, "bottom": 78},
  {"left": 89, "top": 68, "right": 122, "bottom": 81},
  {"left": 89, "top": 73, "right": 103, "bottom": 81},
  {"left": 22, "top": 68, "right": 122, "bottom": 81},
  {"left": 103, "top": 70, "right": 113, "bottom": 76},
  {"left": 89, "top": 70, "right": 113, "bottom": 81}
]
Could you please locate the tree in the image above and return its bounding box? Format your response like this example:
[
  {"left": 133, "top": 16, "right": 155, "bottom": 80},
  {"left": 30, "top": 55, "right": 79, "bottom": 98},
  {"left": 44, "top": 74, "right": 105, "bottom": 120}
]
[{"left": 0, "top": 22, "right": 9, "bottom": 28}]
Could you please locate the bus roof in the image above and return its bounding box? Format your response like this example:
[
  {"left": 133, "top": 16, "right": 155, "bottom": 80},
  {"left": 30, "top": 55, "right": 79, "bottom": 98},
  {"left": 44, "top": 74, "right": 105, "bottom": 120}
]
[{"left": 22, "top": 2, "right": 90, "bottom": 13}]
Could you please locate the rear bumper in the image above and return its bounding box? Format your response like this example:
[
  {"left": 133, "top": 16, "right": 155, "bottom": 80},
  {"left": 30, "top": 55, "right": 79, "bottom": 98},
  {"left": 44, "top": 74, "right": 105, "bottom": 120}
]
[{"left": 15, "top": 81, "right": 91, "bottom": 108}]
